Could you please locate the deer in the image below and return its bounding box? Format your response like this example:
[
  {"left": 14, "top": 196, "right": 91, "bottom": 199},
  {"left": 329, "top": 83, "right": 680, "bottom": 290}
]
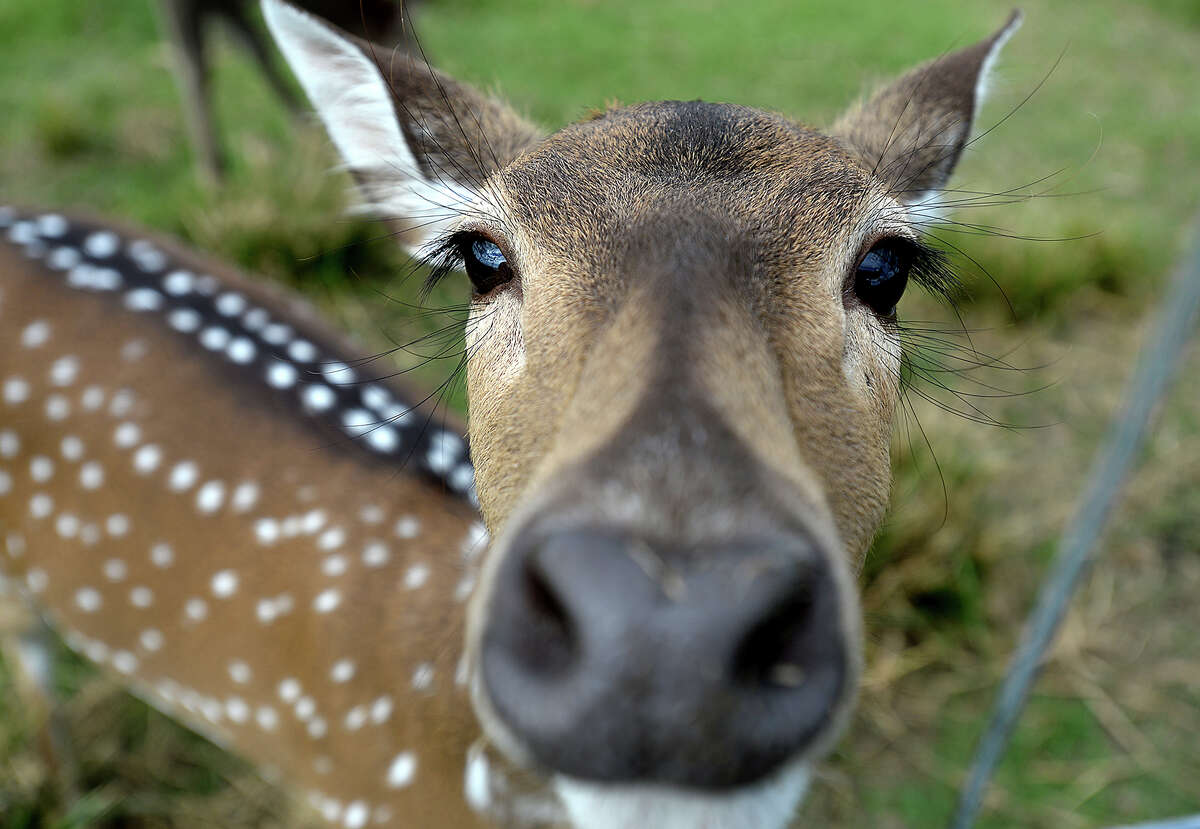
[
  {"left": 0, "top": 2, "right": 1023, "bottom": 826},
  {"left": 160, "top": 0, "right": 415, "bottom": 182}
]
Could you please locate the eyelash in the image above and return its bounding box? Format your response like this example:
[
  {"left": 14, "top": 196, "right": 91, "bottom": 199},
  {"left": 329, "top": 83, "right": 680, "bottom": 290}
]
[
  {"left": 847, "top": 236, "right": 962, "bottom": 317},
  {"left": 418, "top": 230, "right": 962, "bottom": 310},
  {"left": 419, "top": 230, "right": 481, "bottom": 298}
]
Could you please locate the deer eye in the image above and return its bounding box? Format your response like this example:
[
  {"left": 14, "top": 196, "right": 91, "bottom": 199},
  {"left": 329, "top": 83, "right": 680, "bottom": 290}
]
[
  {"left": 853, "top": 239, "right": 913, "bottom": 317},
  {"left": 462, "top": 236, "right": 515, "bottom": 296}
]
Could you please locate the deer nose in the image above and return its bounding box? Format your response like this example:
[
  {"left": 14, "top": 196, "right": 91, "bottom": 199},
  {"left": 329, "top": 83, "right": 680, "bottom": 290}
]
[{"left": 480, "top": 528, "right": 849, "bottom": 789}]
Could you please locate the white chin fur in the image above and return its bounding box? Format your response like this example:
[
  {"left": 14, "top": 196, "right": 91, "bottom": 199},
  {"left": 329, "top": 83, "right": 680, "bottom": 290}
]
[{"left": 554, "top": 767, "right": 811, "bottom": 829}]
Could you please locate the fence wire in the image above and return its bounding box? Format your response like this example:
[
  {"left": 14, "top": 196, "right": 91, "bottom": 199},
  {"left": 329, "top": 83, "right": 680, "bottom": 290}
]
[{"left": 948, "top": 219, "right": 1200, "bottom": 829}]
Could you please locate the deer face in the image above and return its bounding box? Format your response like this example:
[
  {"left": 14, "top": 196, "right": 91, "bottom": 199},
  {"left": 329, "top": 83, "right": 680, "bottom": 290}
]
[{"left": 265, "top": 3, "right": 1019, "bottom": 826}]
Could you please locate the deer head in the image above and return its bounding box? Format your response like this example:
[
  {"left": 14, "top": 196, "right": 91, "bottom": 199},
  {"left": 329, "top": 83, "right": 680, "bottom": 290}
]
[{"left": 263, "top": 3, "right": 1021, "bottom": 825}]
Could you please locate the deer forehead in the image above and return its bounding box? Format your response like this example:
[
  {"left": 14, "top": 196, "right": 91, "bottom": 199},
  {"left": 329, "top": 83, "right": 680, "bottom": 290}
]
[{"left": 493, "top": 100, "right": 886, "bottom": 271}]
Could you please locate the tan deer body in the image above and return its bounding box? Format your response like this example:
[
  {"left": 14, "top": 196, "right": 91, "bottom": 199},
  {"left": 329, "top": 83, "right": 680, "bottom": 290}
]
[
  {"left": 2, "top": 3, "right": 1023, "bottom": 827},
  {"left": 0, "top": 208, "right": 495, "bottom": 826}
]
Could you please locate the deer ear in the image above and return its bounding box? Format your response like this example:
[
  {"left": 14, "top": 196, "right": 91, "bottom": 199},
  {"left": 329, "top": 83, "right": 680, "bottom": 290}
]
[
  {"left": 260, "top": 0, "right": 543, "bottom": 253},
  {"left": 831, "top": 11, "right": 1022, "bottom": 206}
]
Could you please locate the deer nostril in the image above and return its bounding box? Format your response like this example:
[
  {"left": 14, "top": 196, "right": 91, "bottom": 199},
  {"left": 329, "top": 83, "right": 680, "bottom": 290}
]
[
  {"left": 730, "top": 571, "right": 817, "bottom": 688},
  {"left": 517, "top": 552, "right": 577, "bottom": 677}
]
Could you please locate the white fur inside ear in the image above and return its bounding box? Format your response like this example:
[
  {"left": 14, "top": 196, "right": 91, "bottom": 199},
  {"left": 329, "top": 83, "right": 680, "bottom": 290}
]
[
  {"left": 974, "top": 11, "right": 1024, "bottom": 123},
  {"left": 260, "top": 0, "right": 475, "bottom": 253}
]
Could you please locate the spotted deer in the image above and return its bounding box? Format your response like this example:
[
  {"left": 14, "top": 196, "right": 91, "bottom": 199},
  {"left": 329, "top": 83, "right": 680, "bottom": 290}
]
[{"left": 0, "top": 3, "right": 1023, "bottom": 827}]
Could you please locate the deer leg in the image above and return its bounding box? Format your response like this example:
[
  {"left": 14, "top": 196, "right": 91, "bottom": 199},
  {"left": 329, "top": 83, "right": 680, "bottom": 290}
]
[
  {"left": 0, "top": 593, "right": 80, "bottom": 809},
  {"left": 159, "top": 0, "right": 225, "bottom": 184},
  {"left": 218, "top": 2, "right": 304, "bottom": 116}
]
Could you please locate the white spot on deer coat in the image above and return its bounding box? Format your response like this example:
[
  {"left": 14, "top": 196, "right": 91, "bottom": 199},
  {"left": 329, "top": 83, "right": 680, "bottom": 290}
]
[
  {"left": 229, "top": 661, "right": 252, "bottom": 684},
  {"left": 25, "top": 568, "right": 47, "bottom": 593},
  {"left": 121, "top": 339, "right": 148, "bottom": 361},
  {"left": 262, "top": 323, "right": 291, "bottom": 345},
  {"left": 361, "top": 541, "right": 389, "bottom": 568},
  {"left": 231, "top": 481, "right": 259, "bottom": 512},
  {"left": 104, "top": 559, "right": 127, "bottom": 581},
  {"left": 303, "top": 384, "right": 336, "bottom": 412},
  {"left": 55, "top": 513, "right": 79, "bottom": 538},
  {"left": 404, "top": 563, "right": 429, "bottom": 590},
  {"left": 84, "top": 231, "right": 119, "bottom": 258},
  {"left": 257, "top": 706, "right": 279, "bottom": 730},
  {"left": 75, "top": 587, "right": 102, "bottom": 613},
  {"left": 256, "top": 518, "right": 280, "bottom": 545},
  {"left": 61, "top": 435, "right": 84, "bottom": 460},
  {"left": 289, "top": 340, "right": 317, "bottom": 362},
  {"left": 295, "top": 696, "right": 316, "bottom": 720},
  {"left": 344, "top": 801, "right": 369, "bottom": 829},
  {"left": 200, "top": 327, "right": 231, "bottom": 351},
  {"left": 169, "top": 308, "right": 201, "bottom": 332},
  {"left": 267, "top": 362, "right": 298, "bottom": 388},
  {"left": 211, "top": 570, "right": 239, "bottom": 598},
  {"left": 45, "top": 394, "right": 70, "bottom": 420},
  {"left": 29, "top": 493, "right": 53, "bottom": 519},
  {"left": 113, "top": 422, "right": 140, "bottom": 448},
  {"left": 109, "top": 389, "right": 134, "bottom": 416},
  {"left": 81, "top": 386, "right": 104, "bottom": 410},
  {"left": 412, "top": 663, "right": 434, "bottom": 691},
  {"left": 124, "top": 288, "right": 164, "bottom": 312},
  {"left": 313, "top": 588, "right": 341, "bottom": 613},
  {"left": 243, "top": 308, "right": 269, "bottom": 330},
  {"left": 4, "top": 377, "right": 30, "bottom": 405},
  {"left": 227, "top": 338, "right": 256, "bottom": 364},
  {"left": 0, "top": 430, "right": 19, "bottom": 457},
  {"left": 302, "top": 510, "right": 327, "bottom": 534},
  {"left": 169, "top": 461, "right": 199, "bottom": 491},
  {"left": 37, "top": 214, "right": 68, "bottom": 237},
  {"left": 21, "top": 321, "right": 50, "bottom": 348},
  {"left": 386, "top": 752, "right": 416, "bottom": 789},
  {"left": 49, "top": 356, "right": 79, "bottom": 386},
  {"left": 106, "top": 514, "right": 130, "bottom": 536},
  {"left": 48, "top": 246, "right": 81, "bottom": 270},
  {"left": 226, "top": 697, "right": 250, "bottom": 723},
  {"left": 140, "top": 629, "right": 164, "bottom": 651},
  {"left": 344, "top": 706, "right": 367, "bottom": 730},
  {"left": 216, "top": 292, "right": 247, "bottom": 316},
  {"left": 318, "top": 526, "right": 345, "bottom": 551},
  {"left": 322, "top": 554, "right": 347, "bottom": 576},
  {"left": 151, "top": 542, "right": 174, "bottom": 568},
  {"left": 330, "top": 659, "right": 355, "bottom": 683},
  {"left": 30, "top": 456, "right": 53, "bottom": 482},
  {"left": 279, "top": 678, "right": 301, "bottom": 703},
  {"left": 134, "top": 444, "right": 162, "bottom": 474},
  {"left": 130, "top": 586, "right": 154, "bottom": 608},
  {"left": 163, "top": 270, "right": 194, "bottom": 295},
  {"left": 196, "top": 480, "right": 225, "bottom": 513},
  {"left": 370, "top": 695, "right": 393, "bottom": 724}
]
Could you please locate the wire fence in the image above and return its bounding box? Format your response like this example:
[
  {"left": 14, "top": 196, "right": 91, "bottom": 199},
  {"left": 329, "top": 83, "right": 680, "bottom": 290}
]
[{"left": 948, "top": 218, "right": 1200, "bottom": 829}]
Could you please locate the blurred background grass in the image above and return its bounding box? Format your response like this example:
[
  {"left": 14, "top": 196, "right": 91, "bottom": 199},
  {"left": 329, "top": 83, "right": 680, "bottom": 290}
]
[{"left": 1, "top": 0, "right": 1198, "bottom": 826}]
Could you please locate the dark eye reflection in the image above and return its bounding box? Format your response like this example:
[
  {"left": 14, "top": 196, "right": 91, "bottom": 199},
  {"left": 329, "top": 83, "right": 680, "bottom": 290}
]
[
  {"left": 853, "top": 240, "right": 913, "bottom": 316},
  {"left": 463, "top": 236, "right": 515, "bottom": 295}
]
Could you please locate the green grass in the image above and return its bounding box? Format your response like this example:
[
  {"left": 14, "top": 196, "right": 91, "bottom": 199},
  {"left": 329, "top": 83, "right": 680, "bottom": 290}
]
[{"left": 2, "top": 0, "right": 1199, "bottom": 827}]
